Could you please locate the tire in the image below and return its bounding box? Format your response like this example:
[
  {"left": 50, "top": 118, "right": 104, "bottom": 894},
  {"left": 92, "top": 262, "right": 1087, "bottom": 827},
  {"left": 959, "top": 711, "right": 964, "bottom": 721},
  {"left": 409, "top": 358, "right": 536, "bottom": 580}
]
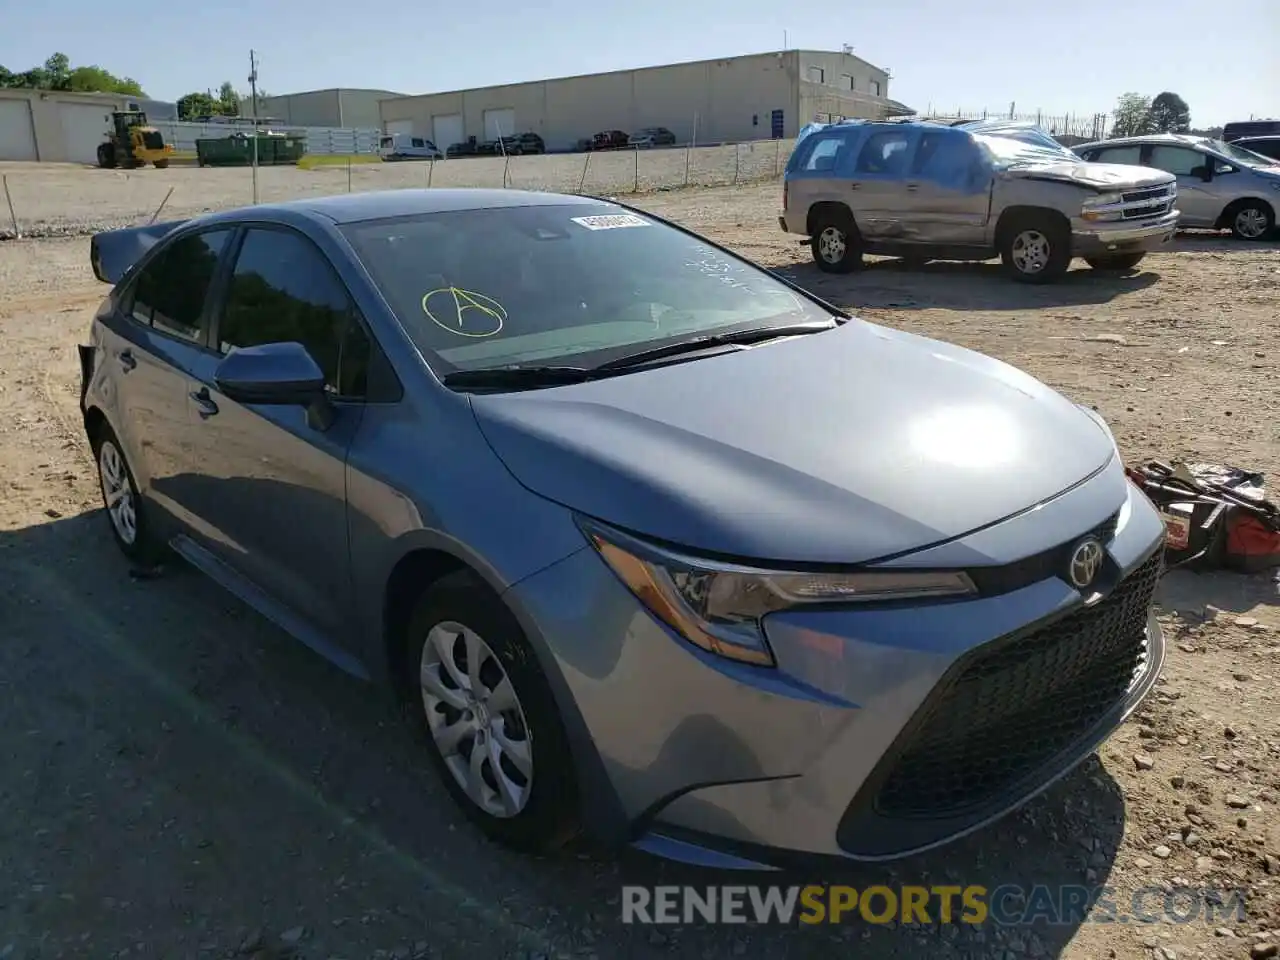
[
  {"left": 809, "top": 209, "right": 863, "bottom": 274},
  {"left": 153, "top": 159, "right": 169, "bottom": 169},
  {"left": 999, "top": 213, "right": 1072, "bottom": 283},
  {"left": 91, "top": 422, "right": 165, "bottom": 567},
  {"left": 1226, "top": 201, "right": 1274, "bottom": 241},
  {"left": 404, "top": 571, "right": 580, "bottom": 853},
  {"left": 1085, "top": 252, "right": 1146, "bottom": 272},
  {"left": 97, "top": 143, "right": 117, "bottom": 169}
]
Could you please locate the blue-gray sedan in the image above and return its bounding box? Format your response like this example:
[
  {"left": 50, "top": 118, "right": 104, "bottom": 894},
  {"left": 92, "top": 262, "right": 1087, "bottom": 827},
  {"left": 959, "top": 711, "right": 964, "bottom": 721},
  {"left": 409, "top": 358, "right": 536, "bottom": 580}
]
[{"left": 79, "top": 188, "right": 1167, "bottom": 869}]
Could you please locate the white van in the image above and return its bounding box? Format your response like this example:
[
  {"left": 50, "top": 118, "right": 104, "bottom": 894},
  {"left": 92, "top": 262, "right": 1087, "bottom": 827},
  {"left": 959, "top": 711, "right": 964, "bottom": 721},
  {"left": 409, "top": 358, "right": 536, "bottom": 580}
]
[{"left": 379, "top": 133, "right": 443, "bottom": 161}]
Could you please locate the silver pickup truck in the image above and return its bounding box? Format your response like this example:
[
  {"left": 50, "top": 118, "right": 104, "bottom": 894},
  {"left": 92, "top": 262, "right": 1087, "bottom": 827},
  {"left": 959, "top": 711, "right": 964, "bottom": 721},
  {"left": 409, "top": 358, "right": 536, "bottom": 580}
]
[{"left": 780, "top": 119, "right": 1179, "bottom": 283}]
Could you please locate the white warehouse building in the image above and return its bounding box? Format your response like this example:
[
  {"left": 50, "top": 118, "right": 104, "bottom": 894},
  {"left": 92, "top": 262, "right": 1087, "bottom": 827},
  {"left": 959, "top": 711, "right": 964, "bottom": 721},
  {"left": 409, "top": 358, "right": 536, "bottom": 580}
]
[{"left": 379, "top": 49, "right": 912, "bottom": 152}]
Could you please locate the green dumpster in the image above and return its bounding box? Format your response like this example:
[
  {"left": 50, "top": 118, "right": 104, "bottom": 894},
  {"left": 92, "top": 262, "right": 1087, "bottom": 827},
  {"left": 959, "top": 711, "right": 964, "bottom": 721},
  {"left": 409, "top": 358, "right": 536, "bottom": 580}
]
[{"left": 195, "top": 136, "right": 252, "bottom": 167}]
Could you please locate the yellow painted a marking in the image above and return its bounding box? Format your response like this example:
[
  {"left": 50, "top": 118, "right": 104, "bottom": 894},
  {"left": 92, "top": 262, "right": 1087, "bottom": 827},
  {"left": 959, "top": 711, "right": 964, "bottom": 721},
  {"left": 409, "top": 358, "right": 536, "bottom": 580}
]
[{"left": 421, "top": 287, "right": 507, "bottom": 338}]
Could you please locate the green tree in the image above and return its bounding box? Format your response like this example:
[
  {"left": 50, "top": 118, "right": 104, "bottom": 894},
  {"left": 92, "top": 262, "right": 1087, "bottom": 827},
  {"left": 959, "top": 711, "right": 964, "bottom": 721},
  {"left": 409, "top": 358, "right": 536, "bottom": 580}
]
[
  {"left": 1149, "top": 92, "right": 1191, "bottom": 133},
  {"left": 177, "top": 91, "right": 220, "bottom": 120},
  {"left": 1111, "top": 92, "right": 1154, "bottom": 138},
  {"left": 43, "top": 53, "right": 71, "bottom": 90},
  {"left": 0, "top": 53, "right": 144, "bottom": 96}
]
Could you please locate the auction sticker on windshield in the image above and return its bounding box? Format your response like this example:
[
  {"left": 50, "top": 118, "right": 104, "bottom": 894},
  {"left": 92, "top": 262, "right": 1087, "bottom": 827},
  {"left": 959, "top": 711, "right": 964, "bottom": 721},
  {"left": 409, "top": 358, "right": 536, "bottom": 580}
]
[{"left": 571, "top": 214, "right": 651, "bottom": 230}]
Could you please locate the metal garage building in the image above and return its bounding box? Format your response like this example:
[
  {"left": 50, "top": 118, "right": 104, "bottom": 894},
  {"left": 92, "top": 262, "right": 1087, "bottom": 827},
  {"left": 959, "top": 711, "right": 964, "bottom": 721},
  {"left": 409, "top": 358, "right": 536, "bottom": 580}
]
[
  {"left": 0, "top": 89, "right": 155, "bottom": 163},
  {"left": 379, "top": 49, "right": 911, "bottom": 152},
  {"left": 246, "top": 88, "right": 405, "bottom": 130}
]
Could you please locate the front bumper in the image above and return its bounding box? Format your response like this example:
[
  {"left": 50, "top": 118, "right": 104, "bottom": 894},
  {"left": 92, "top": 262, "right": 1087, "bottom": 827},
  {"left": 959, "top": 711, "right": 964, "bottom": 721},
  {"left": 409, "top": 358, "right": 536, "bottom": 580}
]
[
  {"left": 1072, "top": 210, "right": 1180, "bottom": 257},
  {"left": 508, "top": 464, "right": 1168, "bottom": 867}
]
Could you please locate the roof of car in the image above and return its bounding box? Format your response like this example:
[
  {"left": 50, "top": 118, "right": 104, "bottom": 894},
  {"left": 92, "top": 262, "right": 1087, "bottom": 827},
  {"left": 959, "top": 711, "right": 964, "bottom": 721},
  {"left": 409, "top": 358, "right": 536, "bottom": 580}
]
[
  {"left": 201, "top": 188, "right": 611, "bottom": 226},
  {"left": 1075, "top": 133, "right": 1204, "bottom": 150}
]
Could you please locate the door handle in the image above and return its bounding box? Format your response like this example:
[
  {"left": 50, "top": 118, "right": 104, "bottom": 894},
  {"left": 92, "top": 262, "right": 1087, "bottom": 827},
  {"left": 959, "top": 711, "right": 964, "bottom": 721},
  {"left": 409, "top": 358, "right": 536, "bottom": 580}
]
[
  {"left": 905, "top": 182, "right": 920, "bottom": 192},
  {"left": 119, "top": 349, "right": 137, "bottom": 372},
  {"left": 849, "top": 183, "right": 861, "bottom": 190},
  {"left": 189, "top": 387, "right": 219, "bottom": 419}
]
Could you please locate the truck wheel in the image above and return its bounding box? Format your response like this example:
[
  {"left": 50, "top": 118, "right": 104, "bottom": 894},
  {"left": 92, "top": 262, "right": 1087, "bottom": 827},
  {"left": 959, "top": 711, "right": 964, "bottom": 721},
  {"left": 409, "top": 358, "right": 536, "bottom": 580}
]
[
  {"left": 1227, "top": 200, "right": 1274, "bottom": 241},
  {"left": 97, "top": 143, "right": 117, "bottom": 169},
  {"left": 1085, "top": 252, "right": 1145, "bottom": 272},
  {"left": 810, "top": 210, "right": 863, "bottom": 274},
  {"left": 153, "top": 159, "right": 169, "bottom": 169},
  {"left": 999, "top": 214, "right": 1071, "bottom": 283}
]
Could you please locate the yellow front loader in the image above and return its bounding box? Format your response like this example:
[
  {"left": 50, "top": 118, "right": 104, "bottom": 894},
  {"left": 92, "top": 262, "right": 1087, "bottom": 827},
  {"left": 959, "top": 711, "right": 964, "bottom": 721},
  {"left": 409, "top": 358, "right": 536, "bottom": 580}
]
[{"left": 97, "top": 111, "right": 174, "bottom": 169}]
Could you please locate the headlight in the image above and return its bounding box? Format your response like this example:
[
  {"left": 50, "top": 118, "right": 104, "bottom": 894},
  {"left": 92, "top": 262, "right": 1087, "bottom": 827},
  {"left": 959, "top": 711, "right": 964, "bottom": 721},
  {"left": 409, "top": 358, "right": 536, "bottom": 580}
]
[
  {"left": 1085, "top": 192, "right": 1124, "bottom": 207},
  {"left": 581, "top": 519, "right": 977, "bottom": 667},
  {"left": 1081, "top": 192, "right": 1125, "bottom": 222}
]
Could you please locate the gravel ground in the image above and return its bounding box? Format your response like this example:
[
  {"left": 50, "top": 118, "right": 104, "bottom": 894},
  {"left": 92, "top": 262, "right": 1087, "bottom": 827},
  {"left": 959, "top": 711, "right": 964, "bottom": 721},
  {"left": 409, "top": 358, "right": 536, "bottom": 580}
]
[
  {"left": 0, "top": 140, "right": 795, "bottom": 239},
  {"left": 0, "top": 175, "right": 1278, "bottom": 960}
]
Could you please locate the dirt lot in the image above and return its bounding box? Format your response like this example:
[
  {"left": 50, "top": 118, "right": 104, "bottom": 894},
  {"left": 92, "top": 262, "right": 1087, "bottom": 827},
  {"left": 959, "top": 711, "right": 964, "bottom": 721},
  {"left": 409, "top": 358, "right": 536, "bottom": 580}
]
[{"left": 0, "top": 173, "right": 1278, "bottom": 960}]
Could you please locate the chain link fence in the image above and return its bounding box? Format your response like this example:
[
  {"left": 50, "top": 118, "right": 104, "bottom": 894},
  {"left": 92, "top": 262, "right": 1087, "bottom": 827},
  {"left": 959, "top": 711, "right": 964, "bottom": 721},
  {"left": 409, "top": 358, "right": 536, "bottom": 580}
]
[{"left": 0, "top": 138, "right": 798, "bottom": 239}]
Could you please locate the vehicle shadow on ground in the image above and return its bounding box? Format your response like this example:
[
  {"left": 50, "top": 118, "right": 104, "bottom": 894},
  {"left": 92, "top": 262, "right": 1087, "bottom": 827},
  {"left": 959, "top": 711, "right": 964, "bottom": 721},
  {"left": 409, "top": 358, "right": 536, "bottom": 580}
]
[
  {"left": 773, "top": 258, "right": 1160, "bottom": 312},
  {"left": 0, "top": 508, "right": 1133, "bottom": 959},
  {"left": 1157, "top": 566, "right": 1280, "bottom": 616},
  {"left": 1170, "top": 231, "right": 1280, "bottom": 253}
]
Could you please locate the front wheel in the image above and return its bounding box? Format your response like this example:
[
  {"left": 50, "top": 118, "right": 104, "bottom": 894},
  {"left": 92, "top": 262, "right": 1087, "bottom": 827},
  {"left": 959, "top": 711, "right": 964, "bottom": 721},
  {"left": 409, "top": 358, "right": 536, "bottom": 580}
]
[
  {"left": 153, "top": 159, "right": 169, "bottom": 169},
  {"left": 405, "top": 571, "right": 580, "bottom": 853},
  {"left": 1228, "top": 201, "right": 1274, "bottom": 241},
  {"left": 809, "top": 212, "right": 863, "bottom": 274},
  {"left": 1085, "top": 252, "right": 1146, "bottom": 272},
  {"left": 999, "top": 215, "right": 1071, "bottom": 283}
]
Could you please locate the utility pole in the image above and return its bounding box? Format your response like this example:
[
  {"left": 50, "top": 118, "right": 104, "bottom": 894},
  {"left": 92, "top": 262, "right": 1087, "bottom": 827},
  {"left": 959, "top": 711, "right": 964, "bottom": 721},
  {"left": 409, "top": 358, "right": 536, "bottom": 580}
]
[{"left": 248, "top": 49, "right": 260, "bottom": 204}]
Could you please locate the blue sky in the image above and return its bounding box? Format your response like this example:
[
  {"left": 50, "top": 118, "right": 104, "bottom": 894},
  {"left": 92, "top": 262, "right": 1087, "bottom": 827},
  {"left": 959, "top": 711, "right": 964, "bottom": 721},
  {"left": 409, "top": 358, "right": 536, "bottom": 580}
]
[{"left": 5, "top": 0, "right": 1277, "bottom": 126}]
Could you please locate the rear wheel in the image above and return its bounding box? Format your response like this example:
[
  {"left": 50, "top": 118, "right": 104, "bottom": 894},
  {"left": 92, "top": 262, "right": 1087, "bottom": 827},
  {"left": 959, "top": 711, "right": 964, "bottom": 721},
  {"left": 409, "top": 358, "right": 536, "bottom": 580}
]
[
  {"left": 97, "top": 143, "right": 117, "bottom": 169},
  {"left": 92, "top": 423, "right": 164, "bottom": 567},
  {"left": 1227, "top": 200, "right": 1274, "bottom": 241},
  {"left": 1085, "top": 252, "right": 1146, "bottom": 272},
  {"left": 999, "top": 213, "right": 1071, "bottom": 283},
  {"left": 404, "top": 571, "right": 580, "bottom": 852},
  {"left": 809, "top": 209, "right": 863, "bottom": 274},
  {"left": 153, "top": 159, "right": 169, "bottom": 169}
]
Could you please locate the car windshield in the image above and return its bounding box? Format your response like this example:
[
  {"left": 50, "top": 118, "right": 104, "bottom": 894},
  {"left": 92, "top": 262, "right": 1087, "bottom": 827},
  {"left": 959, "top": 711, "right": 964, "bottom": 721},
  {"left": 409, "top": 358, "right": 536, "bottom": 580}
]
[
  {"left": 341, "top": 204, "right": 833, "bottom": 374},
  {"left": 1206, "top": 139, "right": 1276, "bottom": 167}
]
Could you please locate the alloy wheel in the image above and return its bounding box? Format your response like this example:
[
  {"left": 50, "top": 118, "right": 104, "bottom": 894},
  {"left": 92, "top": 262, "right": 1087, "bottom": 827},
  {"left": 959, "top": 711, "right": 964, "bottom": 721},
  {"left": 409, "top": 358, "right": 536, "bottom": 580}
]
[
  {"left": 1011, "top": 229, "right": 1051, "bottom": 275},
  {"left": 420, "top": 621, "right": 534, "bottom": 818},
  {"left": 98, "top": 439, "right": 137, "bottom": 546},
  {"left": 1234, "top": 207, "right": 1269, "bottom": 240},
  {"left": 818, "top": 226, "right": 847, "bottom": 264}
]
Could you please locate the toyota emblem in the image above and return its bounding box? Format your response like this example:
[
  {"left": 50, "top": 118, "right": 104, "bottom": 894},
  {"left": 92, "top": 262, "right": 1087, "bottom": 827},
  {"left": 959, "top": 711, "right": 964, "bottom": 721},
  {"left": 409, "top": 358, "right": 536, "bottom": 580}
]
[{"left": 1068, "top": 538, "right": 1105, "bottom": 589}]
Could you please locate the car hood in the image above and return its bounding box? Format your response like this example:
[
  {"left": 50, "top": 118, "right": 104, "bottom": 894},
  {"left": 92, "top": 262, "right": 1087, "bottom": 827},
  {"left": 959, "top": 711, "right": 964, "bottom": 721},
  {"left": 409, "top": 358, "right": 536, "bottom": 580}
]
[
  {"left": 1006, "top": 161, "right": 1174, "bottom": 190},
  {"left": 469, "top": 322, "right": 1116, "bottom": 565}
]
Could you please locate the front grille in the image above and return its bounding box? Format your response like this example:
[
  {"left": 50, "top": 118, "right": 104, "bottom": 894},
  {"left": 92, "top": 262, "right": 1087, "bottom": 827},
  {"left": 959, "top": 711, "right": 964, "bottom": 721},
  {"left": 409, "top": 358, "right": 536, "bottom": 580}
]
[
  {"left": 1123, "top": 200, "right": 1172, "bottom": 220},
  {"left": 873, "top": 549, "right": 1163, "bottom": 819},
  {"left": 1122, "top": 186, "right": 1170, "bottom": 204}
]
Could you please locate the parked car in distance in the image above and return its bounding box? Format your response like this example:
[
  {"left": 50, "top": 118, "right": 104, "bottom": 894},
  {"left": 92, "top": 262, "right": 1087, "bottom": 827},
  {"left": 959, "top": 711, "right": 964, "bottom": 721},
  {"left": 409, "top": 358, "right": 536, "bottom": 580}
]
[
  {"left": 513, "top": 132, "right": 545, "bottom": 154},
  {"left": 1232, "top": 135, "right": 1280, "bottom": 163},
  {"left": 379, "top": 133, "right": 443, "bottom": 161},
  {"left": 1075, "top": 133, "right": 1280, "bottom": 240},
  {"left": 81, "top": 187, "right": 1167, "bottom": 870},
  {"left": 629, "top": 127, "right": 677, "bottom": 148},
  {"left": 590, "top": 130, "right": 630, "bottom": 151},
  {"left": 1222, "top": 119, "right": 1280, "bottom": 143},
  {"left": 781, "top": 118, "right": 1179, "bottom": 283},
  {"left": 446, "top": 138, "right": 480, "bottom": 159}
]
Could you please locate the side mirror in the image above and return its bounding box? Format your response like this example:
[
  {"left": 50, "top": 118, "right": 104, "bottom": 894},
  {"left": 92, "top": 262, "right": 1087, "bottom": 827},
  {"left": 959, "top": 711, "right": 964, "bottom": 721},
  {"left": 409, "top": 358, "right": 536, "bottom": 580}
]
[{"left": 214, "top": 342, "right": 333, "bottom": 428}]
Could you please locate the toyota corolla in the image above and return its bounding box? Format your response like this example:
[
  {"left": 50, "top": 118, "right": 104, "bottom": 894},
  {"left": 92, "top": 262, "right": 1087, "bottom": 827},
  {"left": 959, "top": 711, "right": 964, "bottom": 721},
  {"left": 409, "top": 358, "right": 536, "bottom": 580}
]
[{"left": 79, "top": 188, "right": 1167, "bottom": 869}]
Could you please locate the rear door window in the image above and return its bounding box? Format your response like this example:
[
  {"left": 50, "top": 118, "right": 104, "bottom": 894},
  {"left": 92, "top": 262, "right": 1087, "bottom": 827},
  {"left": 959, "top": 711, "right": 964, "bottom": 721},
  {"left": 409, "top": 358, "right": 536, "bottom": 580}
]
[
  {"left": 1092, "top": 145, "right": 1142, "bottom": 165},
  {"left": 130, "top": 229, "right": 232, "bottom": 342}
]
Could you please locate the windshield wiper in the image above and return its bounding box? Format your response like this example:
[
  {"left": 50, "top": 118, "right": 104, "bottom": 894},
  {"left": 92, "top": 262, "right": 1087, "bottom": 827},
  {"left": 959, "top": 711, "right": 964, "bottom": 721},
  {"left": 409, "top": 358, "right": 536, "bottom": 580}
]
[
  {"left": 593, "top": 321, "right": 836, "bottom": 372},
  {"left": 441, "top": 365, "right": 596, "bottom": 389}
]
